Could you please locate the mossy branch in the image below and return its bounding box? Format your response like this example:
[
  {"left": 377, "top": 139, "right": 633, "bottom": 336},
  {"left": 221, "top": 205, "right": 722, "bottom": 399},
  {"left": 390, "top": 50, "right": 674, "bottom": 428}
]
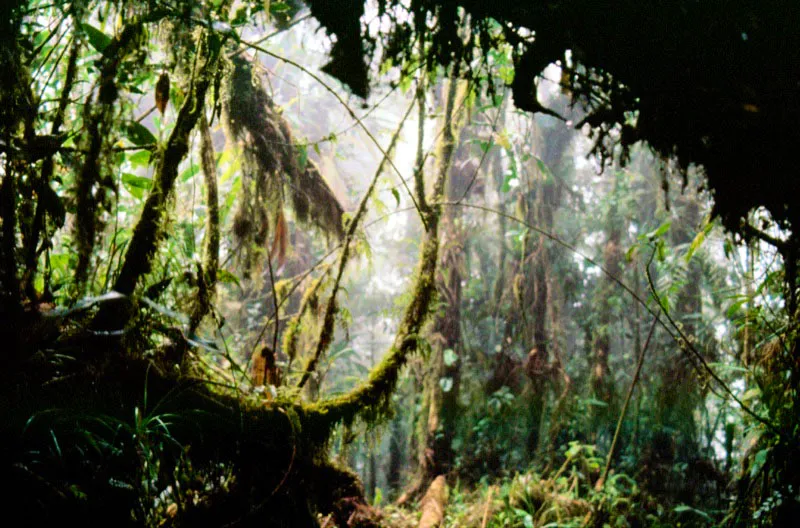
[
  {"left": 112, "top": 32, "right": 222, "bottom": 298},
  {"left": 200, "top": 114, "right": 220, "bottom": 290},
  {"left": 283, "top": 268, "right": 330, "bottom": 367},
  {"left": 188, "top": 114, "right": 220, "bottom": 335},
  {"left": 296, "top": 94, "right": 417, "bottom": 390},
  {"left": 74, "top": 20, "right": 146, "bottom": 293},
  {"left": 304, "top": 71, "right": 465, "bottom": 438},
  {"left": 304, "top": 229, "right": 439, "bottom": 440},
  {"left": 412, "top": 57, "right": 428, "bottom": 213}
]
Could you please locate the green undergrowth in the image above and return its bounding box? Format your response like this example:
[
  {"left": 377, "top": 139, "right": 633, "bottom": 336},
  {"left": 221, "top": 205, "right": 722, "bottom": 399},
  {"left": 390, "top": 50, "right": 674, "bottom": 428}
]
[
  {"left": 2, "top": 337, "right": 720, "bottom": 528},
  {"left": 379, "top": 442, "right": 721, "bottom": 528},
  {"left": 1, "top": 347, "right": 380, "bottom": 527}
]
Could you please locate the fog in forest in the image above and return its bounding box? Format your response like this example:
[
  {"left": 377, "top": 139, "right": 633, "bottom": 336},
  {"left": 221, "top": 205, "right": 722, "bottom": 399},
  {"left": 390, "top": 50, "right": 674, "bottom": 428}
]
[{"left": 2, "top": 2, "right": 797, "bottom": 527}]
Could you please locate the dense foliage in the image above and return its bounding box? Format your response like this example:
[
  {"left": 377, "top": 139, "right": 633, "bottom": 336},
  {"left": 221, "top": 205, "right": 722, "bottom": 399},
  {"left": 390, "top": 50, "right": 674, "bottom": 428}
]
[{"left": 1, "top": 1, "right": 798, "bottom": 527}]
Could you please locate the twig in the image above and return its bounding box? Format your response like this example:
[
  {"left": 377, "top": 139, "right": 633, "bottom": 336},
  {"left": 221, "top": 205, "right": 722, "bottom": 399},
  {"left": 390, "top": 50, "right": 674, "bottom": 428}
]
[
  {"left": 135, "top": 105, "right": 156, "bottom": 124},
  {"left": 228, "top": 14, "right": 313, "bottom": 58},
  {"left": 297, "top": 92, "right": 418, "bottom": 389},
  {"left": 306, "top": 68, "right": 459, "bottom": 436},
  {"left": 597, "top": 314, "right": 658, "bottom": 490}
]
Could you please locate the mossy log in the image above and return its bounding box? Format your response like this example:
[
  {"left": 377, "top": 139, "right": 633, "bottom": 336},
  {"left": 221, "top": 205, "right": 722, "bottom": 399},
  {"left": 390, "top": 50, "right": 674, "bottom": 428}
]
[{"left": 3, "top": 356, "right": 382, "bottom": 527}]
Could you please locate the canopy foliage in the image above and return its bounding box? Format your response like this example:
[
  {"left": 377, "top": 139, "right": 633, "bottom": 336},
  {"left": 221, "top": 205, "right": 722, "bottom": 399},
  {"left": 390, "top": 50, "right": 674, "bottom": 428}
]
[
  {"left": 1, "top": 1, "right": 799, "bottom": 527},
  {"left": 308, "top": 0, "right": 800, "bottom": 232}
]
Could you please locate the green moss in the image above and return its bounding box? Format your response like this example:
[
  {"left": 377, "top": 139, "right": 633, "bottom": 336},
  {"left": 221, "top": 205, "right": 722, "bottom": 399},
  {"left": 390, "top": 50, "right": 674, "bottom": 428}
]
[
  {"left": 304, "top": 211, "right": 441, "bottom": 442},
  {"left": 111, "top": 31, "right": 221, "bottom": 299},
  {"left": 188, "top": 115, "right": 220, "bottom": 335}
]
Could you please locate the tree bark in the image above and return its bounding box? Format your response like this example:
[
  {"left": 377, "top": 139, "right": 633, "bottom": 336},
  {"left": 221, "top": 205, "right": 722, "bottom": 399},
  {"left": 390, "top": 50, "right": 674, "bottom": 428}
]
[{"left": 521, "top": 115, "right": 570, "bottom": 456}]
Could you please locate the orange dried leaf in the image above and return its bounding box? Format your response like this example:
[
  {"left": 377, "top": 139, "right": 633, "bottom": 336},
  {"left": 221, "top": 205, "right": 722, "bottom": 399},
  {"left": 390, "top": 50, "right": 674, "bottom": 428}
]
[{"left": 270, "top": 209, "right": 289, "bottom": 267}]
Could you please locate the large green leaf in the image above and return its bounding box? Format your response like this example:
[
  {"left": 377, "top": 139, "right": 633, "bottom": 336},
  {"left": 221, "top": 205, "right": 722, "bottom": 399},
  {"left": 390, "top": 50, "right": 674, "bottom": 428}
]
[
  {"left": 128, "top": 150, "right": 152, "bottom": 167},
  {"left": 81, "top": 23, "right": 112, "bottom": 53},
  {"left": 685, "top": 218, "right": 714, "bottom": 262},
  {"left": 673, "top": 505, "right": 712, "bottom": 521},
  {"left": 124, "top": 121, "right": 157, "bottom": 146},
  {"left": 122, "top": 173, "right": 152, "bottom": 199},
  {"left": 179, "top": 164, "right": 200, "bottom": 183},
  {"left": 643, "top": 220, "right": 671, "bottom": 241}
]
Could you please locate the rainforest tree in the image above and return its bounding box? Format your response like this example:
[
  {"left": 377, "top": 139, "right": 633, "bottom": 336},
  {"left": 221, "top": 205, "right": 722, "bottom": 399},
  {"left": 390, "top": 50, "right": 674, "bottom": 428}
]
[{"left": 2, "top": 1, "right": 800, "bottom": 527}]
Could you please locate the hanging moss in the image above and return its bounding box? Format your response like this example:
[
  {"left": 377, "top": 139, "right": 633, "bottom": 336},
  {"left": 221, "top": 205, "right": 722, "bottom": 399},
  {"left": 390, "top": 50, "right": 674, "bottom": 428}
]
[
  {"left": 293, "top": 158, "right": 345, "bottom": 239},
  {"left": 222, "top": 55, "right": 344, "bottom": 272}
]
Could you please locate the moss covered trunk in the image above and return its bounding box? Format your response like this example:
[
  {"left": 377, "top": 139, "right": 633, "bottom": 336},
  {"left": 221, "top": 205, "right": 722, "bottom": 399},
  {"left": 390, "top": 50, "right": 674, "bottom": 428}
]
[
  {"left": 113, "top": 33, "right": 221, "bottom": 298},
  {"left": 521, "top": 116, "right": 570, "bottom": 457},
  {"left": 418, "top": 75, "right": 467, "bottom": 487}
]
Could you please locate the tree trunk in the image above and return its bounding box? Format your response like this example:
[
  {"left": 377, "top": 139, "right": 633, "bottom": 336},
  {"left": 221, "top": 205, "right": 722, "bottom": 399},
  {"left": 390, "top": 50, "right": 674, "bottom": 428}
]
[
  {"left": 589, "top": 173, "right": 626, "bottom": 436},
  {"left": 521, "top": 114, "right": 570, "bottom": 457},
  {"left": 417, "top": 74, "right": 468, "bottom": 488}
]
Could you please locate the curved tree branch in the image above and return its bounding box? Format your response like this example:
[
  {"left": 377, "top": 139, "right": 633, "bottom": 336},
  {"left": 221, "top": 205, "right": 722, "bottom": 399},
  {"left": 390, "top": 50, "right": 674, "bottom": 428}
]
[
  {"left": 304, "top": 69, "right": 463, "bottom": 439},
  {"left": 297, "top": 93, "right": 417, "bottom": 390}
]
